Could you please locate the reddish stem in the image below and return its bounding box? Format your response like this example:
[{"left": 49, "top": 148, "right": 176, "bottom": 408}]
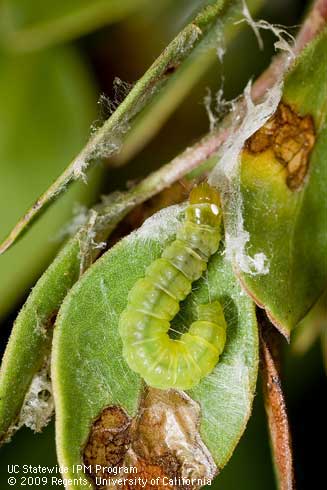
[{"left": 259, "top": 311, "right": 295, "bottom": 490}]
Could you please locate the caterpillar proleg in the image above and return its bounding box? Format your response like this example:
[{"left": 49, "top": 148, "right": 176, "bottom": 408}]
[{"left": 119, "top": 183, "right": 227, "bottom": 390}]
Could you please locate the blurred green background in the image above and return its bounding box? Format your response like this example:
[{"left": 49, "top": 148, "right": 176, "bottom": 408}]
[{"left": 0, "top": 0, "right": 325, "bottom": 489}]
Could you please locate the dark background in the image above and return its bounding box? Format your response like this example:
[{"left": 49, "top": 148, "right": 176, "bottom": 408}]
[{"left": 0, "top": 1, "right": 325, "bottom": 488}]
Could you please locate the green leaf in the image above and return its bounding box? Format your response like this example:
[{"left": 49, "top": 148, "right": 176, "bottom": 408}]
[
  {"left": 0, "top": 189, "right": 154, "bottom": 441},
  {"left": 237, "top": 30, "right": 327, "bottom": 337},
  {"left": 1, "top": 0, "right": 150, "bottom": 52},
  {"left": 52, "top": 204, "right": 258, "bottom": 486},
  {"left": 0, "top": 0, "right": 251, "bottom": 255},
  {"left": 0, "top": 237, "right": 80, "bottom": 442},
  {"left": 0, "top": 46, "right": 99, "bottom": 319},
  {"left": 0, "top": 106, "right": 234, "bottom": 442},
  {"left": 0, "top": 159, "right": 197, "bottom": 441}
]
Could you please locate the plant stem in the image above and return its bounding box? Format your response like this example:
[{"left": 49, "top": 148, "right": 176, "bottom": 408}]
[
  {"left": 0, "top": 0, "right": 240, "bottom": 255},
  {"left": 1, "top": 0, "right": 326, "bottom": 255},
  {"left": 258, "top": 310, "right": 295, "bottom": 490}
]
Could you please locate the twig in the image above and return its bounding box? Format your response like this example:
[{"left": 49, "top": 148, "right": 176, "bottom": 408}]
[
  {"left": 112, "top": 0, "right": 327, "bottom": 203},
  {"left": 252, "top": 0, "right": 327, "bottom": 100},
  {"left": 1, "top": 0, "right": 326, "bottom": 255},
  {"left": 130, "top": 0, "right": 327, "bottom": 195},
  {"left": 258, "top": 310, "right": 295, "bottom": 490},
  {"left": 0, "top": 0, "right": 228, "bottom": 255}
]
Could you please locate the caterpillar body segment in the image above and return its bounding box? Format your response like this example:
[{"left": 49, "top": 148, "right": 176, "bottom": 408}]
[{"left": 119, "top": 183, "right": 227, "bottom": 390}]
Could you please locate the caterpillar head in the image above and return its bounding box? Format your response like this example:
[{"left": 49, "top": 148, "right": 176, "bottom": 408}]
[
  {"left": 189, "top": 182, "right": 221, "bottom": 207},
  {"left": 189, "top": 183, "right": 221, "bottom": 227}
]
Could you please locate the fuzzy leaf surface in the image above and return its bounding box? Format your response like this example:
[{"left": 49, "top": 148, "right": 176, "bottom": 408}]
[
  {"left": 238, "top": 31, "right": 327, "bottom": 336},
  {"left": 0, "top": 187, "right": 154, "bottom": 441},
  {"left": 52, "top": 204, "right": 258, "bottom": 488}
]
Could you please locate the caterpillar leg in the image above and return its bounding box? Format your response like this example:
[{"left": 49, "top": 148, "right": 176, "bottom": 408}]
[{"left": 119, "top": 183, "right": 227, "bottom": 390}]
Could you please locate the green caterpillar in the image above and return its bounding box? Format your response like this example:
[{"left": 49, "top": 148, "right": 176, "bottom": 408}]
[{"left": 119, "top": 183, "right": 227, "bottom": 390}]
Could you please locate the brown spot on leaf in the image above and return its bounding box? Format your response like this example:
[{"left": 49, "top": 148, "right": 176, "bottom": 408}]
[
  {"left": 83, "top": 389, "right": 216, "bottom": 489},
  {"left": 245, "top": 103, "right": 315, "bottom": 190},
  {"left": 119, "top": 457, "right": 175, "bottom": 490},
  {"left": 131, "top": 388, "right": 216, "bottom": 489},
  {"left": 84, "top": 406, "right": 132, "bottom": 485}
]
